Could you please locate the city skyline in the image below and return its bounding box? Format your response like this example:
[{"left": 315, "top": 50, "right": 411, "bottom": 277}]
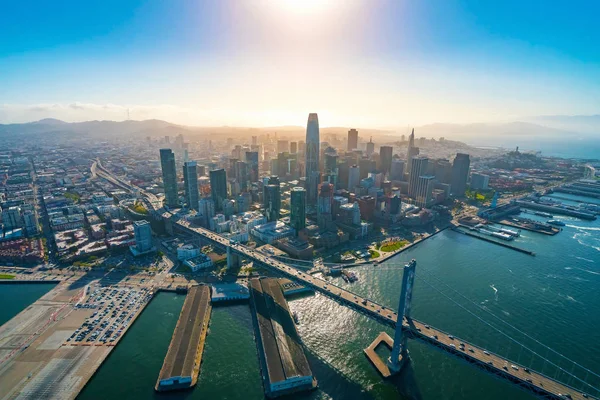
[
  {"left": 2, "top": 0, "right": 600, "bottom": 127},
  {"left": 1, "top": 2, "right": 599, "bottom": 400}
]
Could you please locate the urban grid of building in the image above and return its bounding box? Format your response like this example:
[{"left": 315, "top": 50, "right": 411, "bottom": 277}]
[
  {"left": 149, "top": 113, "right": 474, "bottom": 257},
  {"left": 0, "top": 113, "right": 594, "bottom": 400}
]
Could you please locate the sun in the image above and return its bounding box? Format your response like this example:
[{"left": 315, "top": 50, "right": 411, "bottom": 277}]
[{"left": 277, "top": 0, "right": 335, "bottom": 14}]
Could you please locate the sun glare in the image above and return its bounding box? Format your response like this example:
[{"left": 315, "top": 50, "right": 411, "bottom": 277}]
[{"left": 277, "top": 0, "right": 335, "bottom": 14}]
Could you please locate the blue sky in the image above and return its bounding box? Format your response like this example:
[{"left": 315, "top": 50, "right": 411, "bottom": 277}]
[{"left": 1, "top": 0, "right": 599, "bottom": 127}]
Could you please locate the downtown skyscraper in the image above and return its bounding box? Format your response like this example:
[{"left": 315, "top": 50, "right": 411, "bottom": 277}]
[
  {"left": 183, "top": 161, "right": 199, "bottom": 210},
  {"left": 406, "top": 128, "right": 419, "bottom": 174},
  {"left": 290, "top": 187, "right": 306, "bottom": 233},
  {"left": 379, "top": 145, "right": 393, "bottom": 176},
  {"left": 347, "top": 128, "right": 358, "bottom": 151},
  {"left": 451, "top": 153, "right": 471, "bottom": 197},
  {"left": 160, "top": 149, "right": 178, "bottom": 208},
  {"left": 209, "top": 168, "right": 227, "bottom": 212},
  {"left": 305, "top": 113, "right": 320, "bottom": 208}
]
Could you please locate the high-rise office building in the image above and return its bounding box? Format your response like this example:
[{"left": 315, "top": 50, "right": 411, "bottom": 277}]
[
  {"left": 245, "top": 151, "right": 259, "bottom": 182},
  {"left": 290, "top": 141, "right": 298, "bottom": 154},
  {"left": 183, "top": 161, "right": 199, "bottom": 210},
  {"left": 358, "top": 158, "right": 376, "bottom": 180},
  {"left": 133, "top": 220, "right": 153, "bottom": 254},
  {"left": 235, "top": 160, "right": 249, "bottom": 191},
  {"left": 198, "top": 197, "right": 215, "bottom": 228},
  {"left": 434, "top": 159, "right": 453, "bottom": 184},
  {"left": 390, "top": 195, "right": 402, "bottom": 215},
  {"left": 160, "top": 149, "right": 178, "bottom": 208},
  {"left": 337, "top": 161, "right": 349, "bottom": 190},
  {"left": 324, "top": 148, "right": 338, "bottom": 188},
  {"left": 391, "top": 160, "right": 405, "bottom": 181},
  {"left": 209, "top": 169, "right": 228, "bottom": 212},
  {"left": 290, "top": 187, "right": 306, "bottom": 233},
  {"left": 406, "top": 129, "right": 420, "bottom": 174},
  {"left": 252, "top": 135, "right": 258, "bottom": 146},
  {"left": 366, "top": 137, "right": 375, "bottom": 157},
  {"left": 317, "top": 182, "right": 333, "bottom": 228},
  {"left": 471, "top": 173, "right": 489, "bottom": 190},
  {"left": 305, "top": 113, "right": 320, "bottom": 207},
  {"left": 451, "top": 153, "right": 471, "bottom": 197},
  {"left": 264, "top": 176, "right": 281, "bottom": 222},
  {"left": 408, "top": 157, "right": 429, "bottom": 198},
  {"left": 379, "top": 146, "right": 393, "bottom": 175},
  {"left": 277, "top": 140, "right": 289, "bottom": 153},
  {"left": 348, "top": 165, "right": 360, "bottom": 190},
  {"left": 347, "top": 128, "right": 358, "bottom": 151},
  {"left": 414, "top": 175, "right": 435, "bottom": 208}
]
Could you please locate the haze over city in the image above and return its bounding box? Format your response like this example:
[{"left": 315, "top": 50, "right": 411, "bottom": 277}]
[{"left": 1, "top": 2, "right": 600, "bottom": 400}]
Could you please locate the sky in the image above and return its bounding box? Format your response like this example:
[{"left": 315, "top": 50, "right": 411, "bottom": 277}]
[{"left": 1, "top": 0, "right": 599, "bottom": 127}]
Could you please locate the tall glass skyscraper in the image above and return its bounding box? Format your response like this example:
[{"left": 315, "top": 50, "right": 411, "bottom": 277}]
[
  {"left": 160, "top": 149, "right": 178, "bottom": 208},
  {"left": 451, "top": 153, "right": 471, "bottom": 197},
  {"left": 183, "top": 161, "right": 199, "bottom": 210},
  {"left": 290, "top": 187, "right": 306, "bottom": 233},
  {"left": 305, "top": 113, "right": 320, "bottom": 207},
  {"left": 245, "top": 151, "right": 259, "bottom": 182},
  {"left": 379, "top": 145, "right": 393, "bottom": 175},
  {"left": 209, "top": 168, "right": 228, "bottom": 212},
  {"left": 264, "top": 176, "right": 281, "bottom": 222},
  {"left": 408, "top": 156, "right": 429, "bottom": 199}
]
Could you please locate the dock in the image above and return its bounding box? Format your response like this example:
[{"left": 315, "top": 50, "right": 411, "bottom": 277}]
[
  {"left": 363, "top": 332, "right": 400, "bottom": 378},
  {"left": 249, "top": 278, "right": 317, "bottom": 398},
  {"left": 498, "top": 218, "right": 560, "bottom": 235},
  {"left": 451, "top": 227, "right": 535, "bottom": 256},
  {"left": 516, "top": 200, "right": 596, "bottom": 220},
  {"left": 155, "top": 285, "right": 212, "bottom": 392}
]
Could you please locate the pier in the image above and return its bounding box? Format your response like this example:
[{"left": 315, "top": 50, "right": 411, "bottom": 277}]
[
  {"left": 498, "top": 217, "right": 560, "bottom": 236},
  {"left": 516, "top": 200, "right": 596, "bottom": 220},
  {"left": 155, "top": 285, "right": 212, "bottom": 392},
  {"left": 451, "top": 226, "right": 535, "bottom": 255},
  {"left": 249, "top": 278, "right": 317, "bottom": 398}
]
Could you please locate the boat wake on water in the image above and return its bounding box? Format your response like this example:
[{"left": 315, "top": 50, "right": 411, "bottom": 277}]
[
  {"left": 573, "top": 267, "right": 600, "bottom": 276},
  {"left": 572, "top": 231, "right": 600, "bottom": 252},
  {"left": 489, "top": 284, "right": 498, "bottom": 301}
]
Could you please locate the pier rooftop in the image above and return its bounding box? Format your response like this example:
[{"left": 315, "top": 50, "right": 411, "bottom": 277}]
[
  {"left": 156, "top": 285, "right": 212, "bottom": 392},
  {"left": 249, "top": 278, "right": 316, "bottom": 397},
  {"left": 211, "top": 282, "right": 250, "bottom": 303}
]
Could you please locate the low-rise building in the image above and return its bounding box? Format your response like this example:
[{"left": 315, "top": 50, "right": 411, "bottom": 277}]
[
  {"left": 177, "top": 244, "right": 201, "bottom": 261},
  {"left": 251, "top": 221, "right": 295, "bottom": 244},
  {"left": 183, "top": 253, "right": 214, "bottom": 271}
]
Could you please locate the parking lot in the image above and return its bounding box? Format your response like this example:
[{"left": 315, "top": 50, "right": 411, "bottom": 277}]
[{"left": 66, "top": 286, "right": 153, "bottom": 346}]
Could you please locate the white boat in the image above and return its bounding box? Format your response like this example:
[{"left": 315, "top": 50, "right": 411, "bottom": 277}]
[{"left": 547, "top": 219, "right": 565, "bottom": 226}]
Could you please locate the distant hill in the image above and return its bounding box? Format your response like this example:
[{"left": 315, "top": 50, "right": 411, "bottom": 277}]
[
  {"left": 0, "top": 115, "right": 597, "bottom": 143},
  {"left": 414, "top": 121, "right": 575, "bottom": 141},
  {"left": 0, "top": 119, "right": 188, "bottom": 138},
  {"left": 523, "top": 114, "right": 600, "bottom": 134}
]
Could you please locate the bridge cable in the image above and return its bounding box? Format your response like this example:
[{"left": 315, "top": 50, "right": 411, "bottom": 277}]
[
  {"left": 416, "top": 273, "right": 600, "bottom": 395},
  {"left": 377, "top": 259, "right": 600, "bottom": 383}
]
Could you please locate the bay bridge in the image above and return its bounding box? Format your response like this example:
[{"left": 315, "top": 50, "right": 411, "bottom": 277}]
[
  {"left": 173, "top": 219, "right": 598, "bottom": 400},
  {"left": 95, "top": 163, "right": 599, "bottom": 400}
]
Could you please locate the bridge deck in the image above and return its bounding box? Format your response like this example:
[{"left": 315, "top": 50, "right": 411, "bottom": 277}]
[{"left": 175, "top": 220, "right": 594, "bottom": 400}]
